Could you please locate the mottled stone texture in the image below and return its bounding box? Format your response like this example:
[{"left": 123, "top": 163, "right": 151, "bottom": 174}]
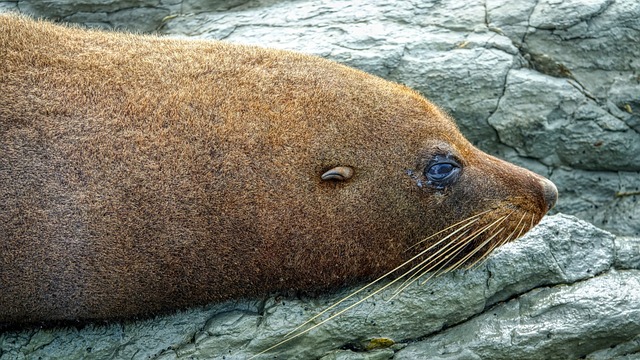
[
  {"left": 1, "top": 0, "right": 639, "bottom": 359},
  {"left": 1, "top": 216, "right": 638, "bottom": 359},
  {"left": 5, "top": 0, "right": 637, "bottom": 236}
]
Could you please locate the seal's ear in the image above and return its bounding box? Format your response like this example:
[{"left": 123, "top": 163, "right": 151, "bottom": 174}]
[{"left": 321, "top": 166, "right": 354, "bottom": 181}]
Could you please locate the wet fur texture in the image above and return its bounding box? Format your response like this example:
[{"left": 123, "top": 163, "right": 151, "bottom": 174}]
[{"left": 0, "top": 15, "right": 554, "bottom": 325}]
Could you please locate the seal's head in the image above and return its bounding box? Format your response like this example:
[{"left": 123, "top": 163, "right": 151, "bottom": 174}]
[
  {"left": 0, "top": 14, "right": 557, "bottom": 324},
  {"left": 290, "top": 73, "right": 558, "bottom": 280}
]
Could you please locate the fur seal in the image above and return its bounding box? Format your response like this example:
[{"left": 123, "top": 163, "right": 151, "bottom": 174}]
[{"left": 0, "top": 15, "right": 557, "bottom": 326}]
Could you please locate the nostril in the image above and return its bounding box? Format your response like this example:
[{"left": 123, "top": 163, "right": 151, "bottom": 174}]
[{"left": 540, "top": 178, "right": 558, "bottom": 211}]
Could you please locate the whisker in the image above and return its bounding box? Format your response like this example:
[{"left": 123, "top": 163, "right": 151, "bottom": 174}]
[
  {"left": 390, "top": 228, "right": 473, "bottom": 298},
  {"left": 467, "top": 212, "right": 527, "bottom": 270},
  {"left": 387, "top": 215, "right": 498, "bottom": 299},
  {"left": 448, "top": 226, "right": 506, "bottom": 272},
  {"left": 404, "top": 213, "right": 507, "bottom": 291},
  {"left": 281, "top": 212, "right": 483, "bottom": 339},
  {"left": 511, "top": 217, "right": 529, "bottom": 247},
  {"left": 530, "top": 212, "right": 536, "bottom": 231},
  {"left": 414, "top": 234, "right": 477, "bottom": 287},
  {"left": 414, "top": 216, "right": 506, "bottom": 286},
  {"left": 406, "top": 209, "right": 491, "bottom": 251},
  {"left": 250, "top": 210, "right": 500, "bottom": 358},
  {"left": 514, "top": 213, "right": 530, "bottom": 241},
  {"left": 417, "top": 214, "right": 509, "bottom": 285},
  {"left": 249, "top": 250, "right": 441, "bottom": 359},
  {"left": 389, "top": 230, "right": 475, "bottom": 300},
  {"left": 465, "top": 238, "right": 501, "bottom": 270},
  {"left": 439, "top": 214, "right": 510, "bottom": 273}
]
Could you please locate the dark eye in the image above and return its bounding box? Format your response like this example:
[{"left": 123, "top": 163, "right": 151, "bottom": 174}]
[
  {"left": 427, "top": 163, "right": 455, "bottom": 180},
  {"left": 425, "top": 155, "right": 461, "bottom": 189}
]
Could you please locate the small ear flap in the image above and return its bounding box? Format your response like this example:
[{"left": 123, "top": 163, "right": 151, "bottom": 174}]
[{"left": 321, "top": 166, "right": 354, "bottom": 181}]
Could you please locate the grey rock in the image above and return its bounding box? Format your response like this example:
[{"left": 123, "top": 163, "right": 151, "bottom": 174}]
[
  {"left": 487, "top": 69, "right": 640, "bottom": 171},
  {"left": 551, "top": 168, "right": 640, "bottom": 237},
  {"left": 17, "top": 0, "right": 157, "bottom": 16},
  {"left": 1, "top": 215, "right": 638, "bottom": 359},
  {"left": 528, "top": 0, "right": 614, "bottom": 30},
  {"left": 587, "top": 334, "right": 640, "bottom": 360},
  {"left": 320, "top": 349, "right": 395, "bottom": 360},
  {"left": 3, "top": 0, "right": 639, "bottom": 235},
  {"left": 157, "top": 0, "right": 640, "bottom": 235},
  {"left": 524, "top": 0, "right": 640, "bottom": 100},
  {"left": 615, "top": 237, "right": 640, "bottom": 270},
  {"left": 395, "top": 270, "right": 640, "bottom": 360},
  {"left": 485, "top": 213, "right": 615, "bottom": 306},
  {"left": 16, "top": 0, "right": 177, "bottom": 31},
  {"left": 0, "top": 2, "right": 17, "bottom": 12},
  {"left": 486, "top": 0, "right": 536, "bottom": 45},
  {"left": 61, "top": 7, "right": 171, "bottom": 33},
  {"left": 1, "top": 0, "right": 640, "bottom": 359},
  {"left": 180, "top": 0, "right": 264, "bottom": 15}
]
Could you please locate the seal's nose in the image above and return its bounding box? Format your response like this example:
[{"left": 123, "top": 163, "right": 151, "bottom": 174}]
[{"left": 540, "top": 178, "right": 558, "bottom": 211}]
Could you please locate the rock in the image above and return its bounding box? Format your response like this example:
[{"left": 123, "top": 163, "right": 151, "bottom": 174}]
[
  {"left": 3, "top": 0, "right": 639, "bottom": 236},
  {"left": 15, "top": 0, "right": 175, "bottom": 32},
  {"left": 395, "top": 270, "right": 640, "bottom": 360},
  {"left": 615, "top": 236, "right": 640, "bottom": 270},
  {"left": 1, "top": 0, "right": 639, "bottom": 358},
  {"left": 488, "top": 69, "right": 640, "bottom": 171},
  {"left": 550, "top": 168, "right": 640, "bottom": 237},
  {"left": 587, "top": 334, "right": 640, "bottom": 360},
  {"left": 0, "top": 2, "right": 17, "bottom": 12},
  {"left": 1, "top": 215, "right": 638, "bottom": 359}
]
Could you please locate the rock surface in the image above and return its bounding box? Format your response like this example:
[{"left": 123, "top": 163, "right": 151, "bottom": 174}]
[
  {"left": 3, "top": 0, "right": 638, "bottom": 236},
  {"left": 1, "top": 0, "right": 639, "bottom": 359},
  {"left": 0, "top": 215, "right": 638, "bottom": 359}
]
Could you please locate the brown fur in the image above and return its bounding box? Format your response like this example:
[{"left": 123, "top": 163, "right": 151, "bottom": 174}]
[{"left": 0, "top": 15, "right": 556, "bottom": 325}]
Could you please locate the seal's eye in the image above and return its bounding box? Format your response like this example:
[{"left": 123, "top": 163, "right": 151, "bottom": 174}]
[
  {"left": 425, "top": 155, "right": 461, "bottom": 189},
  {"left": 428, "top": 163, "right": 455, "bottom": 180}
]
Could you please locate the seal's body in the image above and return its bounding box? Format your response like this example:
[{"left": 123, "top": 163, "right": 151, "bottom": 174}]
[{"left": 0, "top": 15, "right": 557, "bottom": 325}]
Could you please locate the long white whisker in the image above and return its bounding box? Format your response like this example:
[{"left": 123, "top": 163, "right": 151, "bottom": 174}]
[
  {"left": 438, "top": 213, "right": 510, "bottom": 274},
  {"left": 280, "top": 213, "right": 481, "bottom": 339},
  {"left": 387, "top": 229, "right": 470, "bottom": 301},
  {"left": 406, "top": 209, "right": 491, "bottom": 251},
  {"left": 468, "top": 212, "right": 526, "bottom": 270},
  {"left": 249, "top": 249, "right": 444, "bottom": 359},
  {"left": 448, "top": 226, "right": 506, "bottom": 272},
  {"left": 467, "top": 215, "right": 524, "bottom": 269},
  {"left": 390, "top": 228, "right": 473, "bottom": 298},
  {"left": 250, "top": 210, "right": 498, "bottom": 358},
  {"left": 514, "top": 213, "right": 532, "bottom": 241},
  {"left": 418, "top": 214, "right": 508, "bottom": 285},
  {"left": 414, "top": 234, "right": 478, "bottom": 287}
]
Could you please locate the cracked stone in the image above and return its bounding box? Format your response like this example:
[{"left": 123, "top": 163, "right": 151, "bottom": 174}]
[
  {"left": 528, "top": 0, "right": 614, "bottom": 30},
  {"left": 488, "top": 69, "right": 640, "bottom": 172},
  {"left": 395, "top": 270, "right": 640, "bottom": 360},
  {"left": 5, "top": 0, "right": 639, "bottom": 237},
  {"left": 1, "top": 215, "right": 637, "bottom": 359},
  {"left": 1, "top": 0, "right": 639, "bottom": 358}
]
